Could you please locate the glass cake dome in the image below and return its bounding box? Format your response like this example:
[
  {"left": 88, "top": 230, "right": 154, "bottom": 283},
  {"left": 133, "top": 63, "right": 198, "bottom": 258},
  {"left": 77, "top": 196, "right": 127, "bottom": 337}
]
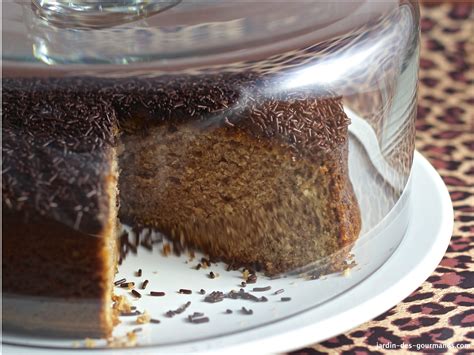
[{"left": 2, "top": 0, "right": 419, "bottom": 349}]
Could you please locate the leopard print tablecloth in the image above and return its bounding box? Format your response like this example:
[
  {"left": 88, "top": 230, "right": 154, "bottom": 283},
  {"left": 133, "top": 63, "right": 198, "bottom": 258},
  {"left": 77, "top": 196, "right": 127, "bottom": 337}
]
[{"left": 290, "top": 3, "right": 473, "bottom": 354}]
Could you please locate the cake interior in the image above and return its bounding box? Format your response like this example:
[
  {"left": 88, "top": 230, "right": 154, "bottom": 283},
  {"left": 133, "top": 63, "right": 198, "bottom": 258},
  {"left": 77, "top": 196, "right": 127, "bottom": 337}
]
[{"left": 118, "top": 121, "right": 359, "bottom": 275}]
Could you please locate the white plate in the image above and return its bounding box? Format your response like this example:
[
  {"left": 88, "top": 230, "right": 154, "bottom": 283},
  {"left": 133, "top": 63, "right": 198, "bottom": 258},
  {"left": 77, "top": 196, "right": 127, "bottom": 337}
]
[{"left": 2, "top": 151, "right": 453, "bottom": 354}]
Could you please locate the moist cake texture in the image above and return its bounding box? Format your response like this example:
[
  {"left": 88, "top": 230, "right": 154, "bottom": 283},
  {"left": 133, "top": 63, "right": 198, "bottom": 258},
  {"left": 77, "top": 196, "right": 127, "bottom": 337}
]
[{"left": 2, "top": 73, "right": 361, "bottom": 336}]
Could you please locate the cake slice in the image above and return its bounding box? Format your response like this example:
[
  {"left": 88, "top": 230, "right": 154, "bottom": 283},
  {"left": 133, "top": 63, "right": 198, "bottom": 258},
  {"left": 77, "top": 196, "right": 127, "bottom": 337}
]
[{"left": 2, "top": 78, "right": 119, "bottom": 337}]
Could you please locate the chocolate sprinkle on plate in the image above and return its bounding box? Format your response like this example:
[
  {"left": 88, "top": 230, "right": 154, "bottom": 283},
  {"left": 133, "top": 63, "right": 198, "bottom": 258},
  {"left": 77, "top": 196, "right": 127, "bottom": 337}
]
[
  {"left": 281, "top": 297, "right": 292, "bottom": 302},
  {"left": 225, "top": 309, "right": 233, "bottom": 314},
  {"left": 187, "top": 312, "right": 205, "bottom": 322},
  {"left": 241, "top": 307, "right": 253, "bottom": 315},
  {"left": 120, "top": 282, "right": 135, "bottom": 288},
  {"left": 199, "top": 289, "right": 206, "bottom": 295},
  {"left": 150, "top": 318, "right": 161, "bottom": 324},
  {"left": 190, "top": 317, "right": 210, "bottom": 324},
  {"left": 274, "top": 289, "right": 285, "bottom": 295},
  {"left": 204, "top": 291, "right": 225, "bottom": 303},
  {"left": 252, "top": 286, "right": 271, "bottom": 292},
  {"left": 179, "top": 288, "right": 192, "bottom": 294},
  {"left": 246, "top": 274, "right": 257, "bottom": 284},
  {"left": 141, "top": 280, "right": 149, "bottom": 290},
  {"left": 165, "top": 301, "right": 192, "bottom": 317},
  {"left": 136, "top": 269, "right": 142, "bottom": 277},
  {"left": 114, "top": 278, "right": 126, "bottom": 286},
  {"left": 150, "top": 291, "right": 165, "bottom": 297},
  {"left": 131, "top": 289, "right": 142, "bottom": 298}
]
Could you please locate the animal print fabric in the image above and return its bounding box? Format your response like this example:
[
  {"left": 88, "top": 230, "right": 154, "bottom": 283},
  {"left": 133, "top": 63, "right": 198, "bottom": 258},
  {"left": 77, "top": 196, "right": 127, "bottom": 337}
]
[{"left": 289, "top": 3, "right": 473, "bottom": 354}]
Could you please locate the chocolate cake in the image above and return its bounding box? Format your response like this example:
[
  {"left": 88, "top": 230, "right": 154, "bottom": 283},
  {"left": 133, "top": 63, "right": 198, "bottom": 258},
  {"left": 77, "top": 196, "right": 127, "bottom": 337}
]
[{"left": 2, "top": 73, "right": 360, "bottom": 337}]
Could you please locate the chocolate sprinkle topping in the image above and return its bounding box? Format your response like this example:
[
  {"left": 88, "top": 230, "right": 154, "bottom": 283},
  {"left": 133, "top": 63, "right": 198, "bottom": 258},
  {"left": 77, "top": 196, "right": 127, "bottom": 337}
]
[
  {"left": 136, "top": 269, "right": 142, "bottom": 277},
  {"left": 225, "top": 309, "right": 233, "bottom": 314},
  {"left": 2, "top": 75, "right": 349, "bottom": 241},
  {"left": 273, "top": 289, "right": 285, "bottom": 295},
  {"left": 281, "top": 297, "right": 292, "bottom": 302},
  {"left": 179, "top": 288, "right": 192, "bottom": 294},
  {"left": 150, "top": 318, "right": 161, "bottom": 324},
  {"left": 141, "top": 280, "right": 149, "bottom": 290},
  {"left": 199, "top": 289, "right": 206, "bottom": 295}
]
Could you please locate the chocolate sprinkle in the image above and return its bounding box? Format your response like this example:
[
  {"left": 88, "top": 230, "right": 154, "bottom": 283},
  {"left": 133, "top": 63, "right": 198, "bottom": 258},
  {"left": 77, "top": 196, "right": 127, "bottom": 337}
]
[
  {"left": 141, "top": 280, "right": 149, "bottom": 290},
  {"left": 150, "top": 291, "right": 166, "bottom": 297},
  {"left": 241, "top": 282, "right": 247, "bottom": 287},
  {"left": 190, "top": 317, "right": 210, "bottom": 324},
  {"left": 179, "top": 288, "right": 192, "bottom": 294},
  {"left": 131, "top": 289, "right": 142, "bottom": 298},
  {"left": 246, "top": 274, "right": 257, "bottom": 284},
  {"left": 252, "top": 286, "right": 271, "bottom": 292},
  {"left": 187, "top": 312, "right": 205, "bottom": 321},
  {"left": 204, "top": 291, "right": 225, "bottom": 303},
  {"left": 273, "top": 289, "right": 285, "bottom": 295},
  {"left": 165, "top": 301, "right": 192, "bottom": 317},
  {"left": 136, "top": 269, "right": 142, "bottom": 277},
  {"left": 225, "top": 309, "right": 233, "bottom": 314},
  {"left": 241, "top": 307, "right": 253, "bottom": 315},
  {"left": 150, "top": 318, "right": 161, "bottom": 324},
  {"left": 120, "top": 282, "right": 135, "bottom": 288},
  {"left": 199, "top": 289, "right": 206, "bottom": 295},
  {"left": 281, "top": 297, "right": 292, "bottom": 302},
  {"left": 209, "top": 271, "right": 216, "bottom": 279},
  {"left": 114, "top": 278, "right": 126, "bottom": 286}
]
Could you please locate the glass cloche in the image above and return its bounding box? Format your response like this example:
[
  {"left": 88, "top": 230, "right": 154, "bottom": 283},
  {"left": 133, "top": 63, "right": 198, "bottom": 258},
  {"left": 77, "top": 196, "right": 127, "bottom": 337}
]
[{"left": 2, "top": 0, "right": 419, "bottom": 348}]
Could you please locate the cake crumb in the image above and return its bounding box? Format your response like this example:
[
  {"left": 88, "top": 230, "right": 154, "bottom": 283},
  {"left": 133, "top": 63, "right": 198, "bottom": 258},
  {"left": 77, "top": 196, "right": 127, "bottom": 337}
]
[
  {"left": 342, "top": 268, "right": 351, "bottom": 277},
  {"left": 112, "top": 294, "right": 133, "bottom": 313},
  {"left": 84, "top": 338, "right": 96, "bottom": 348},
  {"left": 106, "top": 332, "right": 138, "bottom": 348},
  {"left": 136, "top": 311, "right": 151, "bottom": 324}
]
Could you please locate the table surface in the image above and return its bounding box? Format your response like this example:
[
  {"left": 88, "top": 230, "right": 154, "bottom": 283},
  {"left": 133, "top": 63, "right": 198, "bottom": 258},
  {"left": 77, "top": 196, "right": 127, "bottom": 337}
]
[{"left": 290, "top": 3, "right": 473, "bottom": 354}]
